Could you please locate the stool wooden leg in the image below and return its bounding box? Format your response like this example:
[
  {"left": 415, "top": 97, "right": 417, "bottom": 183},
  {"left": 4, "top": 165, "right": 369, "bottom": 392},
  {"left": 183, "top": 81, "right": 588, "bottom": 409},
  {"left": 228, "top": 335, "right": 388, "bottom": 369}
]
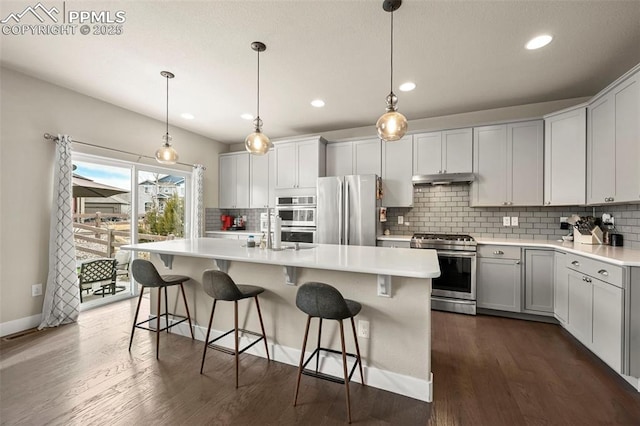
[
  {"left": 200, "top": 299, "right": 217, "bottom": 374},
  {"left": 164, "top": 286, "right": 170, "bottom": 334},
  {"left": 129, "top": 286, "right": 145, "bottom": 351},
  {"left": 156, "top": 288, "right": 162, "bottom": 359},
  {"left": 294, "top": 315, "right": 311, "bottom": 407},
  {"left": 180, "top": 283, "right": 194, "bottom": 339},
  {"left": 350, "top": 316, "right": 365, "bottom": 385},
  {"left": 254, "top": 296, "right": 270, "bottom": 361},
  {"left": 315, "top": 318, "right": 323, "bottom": 373},
  {"left": 234, "top": 300, "right": 239, "bottom": 388},
  {"left": 339, "top": 319, "right": 352, "bottom": 423}
]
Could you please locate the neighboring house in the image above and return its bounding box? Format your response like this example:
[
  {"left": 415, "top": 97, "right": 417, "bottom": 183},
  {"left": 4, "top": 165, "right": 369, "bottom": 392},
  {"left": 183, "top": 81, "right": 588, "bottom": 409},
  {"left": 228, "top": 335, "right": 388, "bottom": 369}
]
[
  {"left": 138, "top": 175, "right": 185, "bottom": 213},
  {"left": 80, "top": 194, "right": 131, "bottom": 215}
]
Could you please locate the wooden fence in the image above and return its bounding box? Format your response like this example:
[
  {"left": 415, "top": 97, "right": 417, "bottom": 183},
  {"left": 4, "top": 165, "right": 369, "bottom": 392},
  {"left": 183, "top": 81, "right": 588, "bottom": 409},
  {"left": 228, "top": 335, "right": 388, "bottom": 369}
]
[{"left": 73, "top": 213, "right": 168, "bottom": 258}]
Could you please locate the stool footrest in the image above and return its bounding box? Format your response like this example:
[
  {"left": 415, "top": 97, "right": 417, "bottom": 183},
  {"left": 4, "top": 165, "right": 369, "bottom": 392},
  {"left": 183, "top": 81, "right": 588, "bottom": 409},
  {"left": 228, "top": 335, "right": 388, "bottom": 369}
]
[
  {"left": 134, "top": 313, "right": 189, "bottom": 333},
  {"left": 301, "top": 347, "right": 360, "bottom": 385},
  {"left": 206, "top": 328, "right": 265, "bottom": 356}
]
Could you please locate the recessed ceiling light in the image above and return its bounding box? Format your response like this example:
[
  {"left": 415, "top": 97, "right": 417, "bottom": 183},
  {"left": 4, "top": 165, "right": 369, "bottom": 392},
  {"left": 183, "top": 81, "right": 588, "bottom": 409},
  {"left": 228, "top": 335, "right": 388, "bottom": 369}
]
[
  {"left": 311, "top": 99, "right": 325, "bottom": 108},
  {"left": 241, "top": 113, "right": 254, "bottom": 120},
  {"left": 526, "top": 34, "right": 553, "bottom": 50},
  {"left": 180, "top": 112, "right": 195, "bottom": 120},
  {"left": 399, "top": 82, "right": 416, "bottom": 92}
]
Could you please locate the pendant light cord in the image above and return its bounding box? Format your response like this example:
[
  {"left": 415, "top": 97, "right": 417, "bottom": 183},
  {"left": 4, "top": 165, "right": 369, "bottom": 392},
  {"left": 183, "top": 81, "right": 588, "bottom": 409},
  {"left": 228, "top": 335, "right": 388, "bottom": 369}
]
[
  {"left": 165, "top": 74, "right": 169, "bottom": 138},
  {"left": 390, "top": 8, "right": 394, "bottom": 94},
  {"left": 256, "top": 48, "right": 261, "bottom": 121}
]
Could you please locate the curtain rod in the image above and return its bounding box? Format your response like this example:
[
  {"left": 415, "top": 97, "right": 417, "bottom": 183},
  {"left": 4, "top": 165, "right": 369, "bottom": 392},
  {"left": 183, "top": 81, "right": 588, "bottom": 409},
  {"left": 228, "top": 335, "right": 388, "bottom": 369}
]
[{"left": 43, "top": 133, "right": 204, "bottom": 169}]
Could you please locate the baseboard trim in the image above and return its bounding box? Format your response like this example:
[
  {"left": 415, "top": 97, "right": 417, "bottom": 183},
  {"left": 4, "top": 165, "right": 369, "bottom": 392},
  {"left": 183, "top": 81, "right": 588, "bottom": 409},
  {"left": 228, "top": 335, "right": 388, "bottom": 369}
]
[
  {"left": 0, "top": 313, "right": 42, "bottom": 338},
  {"left": 158, "top": 317, "right": 433, "bottom": 402}
]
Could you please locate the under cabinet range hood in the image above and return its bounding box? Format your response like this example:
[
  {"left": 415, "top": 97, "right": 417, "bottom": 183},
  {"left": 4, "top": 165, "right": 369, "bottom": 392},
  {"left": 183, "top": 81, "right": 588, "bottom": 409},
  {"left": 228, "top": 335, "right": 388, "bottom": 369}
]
[{"left": 412, "top": 173, "right": 475, "bottom": 186}]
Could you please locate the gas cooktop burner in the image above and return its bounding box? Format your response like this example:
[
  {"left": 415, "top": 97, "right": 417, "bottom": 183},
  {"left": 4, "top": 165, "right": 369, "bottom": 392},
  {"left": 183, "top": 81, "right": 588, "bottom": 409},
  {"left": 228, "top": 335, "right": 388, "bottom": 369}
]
[{"left": 410, "top": 233, "right": 476, "bottom": 250}]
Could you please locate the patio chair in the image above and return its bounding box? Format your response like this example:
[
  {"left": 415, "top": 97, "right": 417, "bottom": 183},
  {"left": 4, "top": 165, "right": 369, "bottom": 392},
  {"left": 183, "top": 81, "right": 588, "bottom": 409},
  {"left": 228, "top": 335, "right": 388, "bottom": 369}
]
[
  {"left": 78, "top": 258, "right": 117, "bottom": 302},
  {"left": 114, "top": 250, "right": 131, "bottom": 279}
]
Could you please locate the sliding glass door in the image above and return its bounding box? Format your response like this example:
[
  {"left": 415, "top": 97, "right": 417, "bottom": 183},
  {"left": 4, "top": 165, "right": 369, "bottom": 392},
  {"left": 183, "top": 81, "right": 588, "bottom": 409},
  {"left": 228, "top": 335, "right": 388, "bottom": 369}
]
[{"left": 72, "top": 153, "right": 191, "bottom": 309}]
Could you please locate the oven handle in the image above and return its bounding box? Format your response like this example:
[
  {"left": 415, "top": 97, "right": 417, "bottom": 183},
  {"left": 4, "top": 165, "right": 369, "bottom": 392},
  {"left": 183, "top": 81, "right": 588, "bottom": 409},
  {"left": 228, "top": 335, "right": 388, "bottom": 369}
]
[{"left": 436, "top": 250, "right": 477, "bottom": 258}]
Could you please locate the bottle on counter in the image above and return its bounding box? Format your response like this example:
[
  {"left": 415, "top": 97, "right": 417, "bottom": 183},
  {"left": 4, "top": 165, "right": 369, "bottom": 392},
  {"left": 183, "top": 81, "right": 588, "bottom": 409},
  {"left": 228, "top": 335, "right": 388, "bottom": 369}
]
[
  {"left": 247, "top": 235, "right": 255, "bottom": 248},
  {"left": 259, "top": 233, "right": 266, "bottom": 249}
]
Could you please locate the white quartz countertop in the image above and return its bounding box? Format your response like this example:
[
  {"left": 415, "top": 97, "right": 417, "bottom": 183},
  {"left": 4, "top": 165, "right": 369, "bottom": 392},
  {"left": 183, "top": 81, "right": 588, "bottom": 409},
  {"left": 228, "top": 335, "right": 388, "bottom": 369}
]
[
  {"left": 476, "top": 238, "right": 640, "bottom": 267},
  {"left": 376, "top": 235, "right": 640, "bottom": 266},
  {"left": 377, "top": 235, "right": 413, "bottom": 242},
  {"left": 205, "top": 230, "right": 259, "bottom": 237},
  {"left": 122, "top": 238, "right": 440, "bottom": 279}
]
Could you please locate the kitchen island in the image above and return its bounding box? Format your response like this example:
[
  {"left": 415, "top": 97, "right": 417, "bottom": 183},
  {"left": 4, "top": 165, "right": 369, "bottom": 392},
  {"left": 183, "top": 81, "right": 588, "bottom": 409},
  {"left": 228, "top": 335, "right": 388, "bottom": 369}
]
[{"left": 122, "top": 238, "right": 439, "bottom": 402}]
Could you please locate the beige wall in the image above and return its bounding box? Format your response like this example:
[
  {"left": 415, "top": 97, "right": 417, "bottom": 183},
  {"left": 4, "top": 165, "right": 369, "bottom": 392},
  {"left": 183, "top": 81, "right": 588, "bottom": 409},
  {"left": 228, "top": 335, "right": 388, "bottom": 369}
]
[{"left": 0, "top": 67, "right": 227, "bottom": 326}]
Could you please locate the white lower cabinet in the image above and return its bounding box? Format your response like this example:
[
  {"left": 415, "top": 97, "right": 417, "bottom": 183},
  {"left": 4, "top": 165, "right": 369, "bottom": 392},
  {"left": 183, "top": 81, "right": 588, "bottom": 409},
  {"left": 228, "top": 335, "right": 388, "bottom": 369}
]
[
  {"left": 524, "top": 249, "right": 555, "bottom": 315},
  {"left": 592, "top": 278, "right": 623, "bottom": 373},
  {"left": 553, "top": 252, "right": 569, "bottom": 324},
  {"left": 477, "top": 257, "right": 522, "bottom": 312},
  {"left": 567, "top": 269, "right": 593, "bottom": 346},
  {"left": 565, "top": 255, "right": 625, "bottom": 374}
]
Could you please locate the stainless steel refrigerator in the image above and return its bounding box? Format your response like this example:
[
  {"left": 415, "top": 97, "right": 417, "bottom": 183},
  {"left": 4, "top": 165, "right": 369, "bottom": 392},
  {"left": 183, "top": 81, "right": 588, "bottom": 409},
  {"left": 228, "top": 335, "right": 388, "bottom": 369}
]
[{"left": 317, "top": 174, "right": 380, "bottom": 246}]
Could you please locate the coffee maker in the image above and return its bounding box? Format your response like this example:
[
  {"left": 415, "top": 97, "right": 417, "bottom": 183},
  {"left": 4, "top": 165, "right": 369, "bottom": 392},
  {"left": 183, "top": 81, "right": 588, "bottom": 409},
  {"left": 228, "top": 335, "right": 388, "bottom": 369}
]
[{"left": 221, "top": 214, "right": 234, "bottom": 230}]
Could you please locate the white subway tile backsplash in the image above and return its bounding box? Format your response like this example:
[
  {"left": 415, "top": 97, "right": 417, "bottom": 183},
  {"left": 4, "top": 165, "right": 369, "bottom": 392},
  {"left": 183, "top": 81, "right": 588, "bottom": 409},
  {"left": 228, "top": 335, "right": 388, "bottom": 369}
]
[{"left": 385, "top": 184, "right": 640, "bottom": 249}]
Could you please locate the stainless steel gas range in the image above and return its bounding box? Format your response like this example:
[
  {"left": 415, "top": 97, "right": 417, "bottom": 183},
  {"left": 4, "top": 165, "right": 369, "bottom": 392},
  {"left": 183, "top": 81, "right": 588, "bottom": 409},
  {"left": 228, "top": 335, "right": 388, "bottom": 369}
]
[{"left": 410, "top": 233, "right": 477, "bottom": 315}]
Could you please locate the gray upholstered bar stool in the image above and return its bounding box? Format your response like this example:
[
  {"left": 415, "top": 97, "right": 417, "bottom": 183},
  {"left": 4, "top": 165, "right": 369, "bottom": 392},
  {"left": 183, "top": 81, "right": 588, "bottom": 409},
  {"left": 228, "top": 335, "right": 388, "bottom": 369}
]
[
  {"left": 200, "top": 269, "right": 270, "bottom": 388},
  {"left": 129, "top": 259, "right": 194, "bottom": 359},
  {"left": 293, "top": 282, "right": 365, "bottom": 424}
]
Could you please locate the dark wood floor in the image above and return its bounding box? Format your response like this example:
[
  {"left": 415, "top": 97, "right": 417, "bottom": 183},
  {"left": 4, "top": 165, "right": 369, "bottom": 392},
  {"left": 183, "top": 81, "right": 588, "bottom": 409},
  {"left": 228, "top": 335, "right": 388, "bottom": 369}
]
[{"left": 1, "top": 299, "right": 639, "bottom": 425}]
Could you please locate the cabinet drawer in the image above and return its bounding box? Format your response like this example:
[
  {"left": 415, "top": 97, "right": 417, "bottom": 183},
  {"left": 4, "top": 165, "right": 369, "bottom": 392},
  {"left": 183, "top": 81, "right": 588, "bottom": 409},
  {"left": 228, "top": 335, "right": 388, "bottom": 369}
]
[
  {"left": 377, "top": 240, "right": 410, "bottom": 248},
  {"left": 566, "top": 254, "right": 624, "bottom": 287},
  {"left": 477, "top": 245, "right": 521, "bottom": 260}
]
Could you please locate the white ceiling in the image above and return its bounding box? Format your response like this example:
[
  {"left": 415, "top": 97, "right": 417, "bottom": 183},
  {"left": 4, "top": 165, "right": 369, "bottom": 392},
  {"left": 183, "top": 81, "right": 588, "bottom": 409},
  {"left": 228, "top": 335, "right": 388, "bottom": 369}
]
[{"left": 1, "top": 1, "right": 640, "bottom": 144}]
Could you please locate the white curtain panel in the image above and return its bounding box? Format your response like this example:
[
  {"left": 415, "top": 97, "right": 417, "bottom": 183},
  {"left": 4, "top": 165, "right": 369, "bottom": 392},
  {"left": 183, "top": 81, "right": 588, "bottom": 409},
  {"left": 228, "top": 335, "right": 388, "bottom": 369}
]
[
  {"left": 39, "top": 135, "right": 79, "bottom": 329},
  {"left": 191, "top": 164, "right": 205, "bottom": 239}
]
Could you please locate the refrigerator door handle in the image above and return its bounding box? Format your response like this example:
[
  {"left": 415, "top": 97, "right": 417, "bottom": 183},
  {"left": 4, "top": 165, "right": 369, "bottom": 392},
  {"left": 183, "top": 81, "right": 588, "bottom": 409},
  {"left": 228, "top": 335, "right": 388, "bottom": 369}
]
[
  {"left": 338, "top": 180, "right": 344, "bottom": 245},
  {"left": 344, "top": 180, "right": 350, "bottom": 245}
]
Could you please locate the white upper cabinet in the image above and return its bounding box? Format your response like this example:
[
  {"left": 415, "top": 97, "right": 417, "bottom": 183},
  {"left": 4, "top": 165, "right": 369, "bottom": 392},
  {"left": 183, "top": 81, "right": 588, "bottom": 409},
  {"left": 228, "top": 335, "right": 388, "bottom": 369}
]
[
  {"left": 471, "top": 121, "right": 543, "bottom": 207},
  {"left": 413, "top": 128, "right": 472, "bottom": 175},
  {"left": 249, "top": 150, "right": 275, "bottom": 208},
  {"left": 382, "top": 135, "right": 413, "bottom": 207},
  {"left": 219, "top": 152, "right": 250, "bottom": 209},
  {"left": 326, "top": 142, "right": 353, "bottom": 176},
  {"left": 353, "top": 138, "right": 381, "bottom": 175},
  {"left": 544, "top": 106, "right": 587, "bottom": 206},
  {"left": 588, "top": 66, "right": 640, "bottom": 204},
  {"left": 326, "top": 138, "right": 381, "bottom": 177},
  {"left": 274, "top": 137, "right": 326, "bottom": 190}
]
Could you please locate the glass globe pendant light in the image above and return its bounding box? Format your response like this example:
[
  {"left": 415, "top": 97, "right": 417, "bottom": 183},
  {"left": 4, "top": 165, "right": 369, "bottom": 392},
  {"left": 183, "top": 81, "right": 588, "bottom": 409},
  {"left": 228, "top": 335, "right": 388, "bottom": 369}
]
[
  {"left": 245, "top": 41, "right": 272, "bottom": 155},
  {"left": 155, "top": 71, "right": 179, "bottom": 164},
  {"left": 376, "top": 0, "right": 408, "bottom": 142}
]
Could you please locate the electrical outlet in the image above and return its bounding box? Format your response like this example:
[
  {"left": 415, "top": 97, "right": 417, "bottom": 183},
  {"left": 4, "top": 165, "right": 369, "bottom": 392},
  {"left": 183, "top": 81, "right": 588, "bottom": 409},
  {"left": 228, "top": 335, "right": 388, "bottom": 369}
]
[
  {"left": 503, "top": 216, "right": 511, "bottom": 227},
  {"left": 357, "top": 320, "right": 370, "bottom": 339},
  {"left": 404, "top": 221, "right": 410, "bottom": 226},
  {"left": 560, "top": 216, "right": 569, "bottom": 230},
  {"left": 511, "top": 216, "right": 519, "bottom": 227},
  {"left": 32, "top": 283, "right": 42, "bottom": 297},
  {"left": 398, "top": 215, "right": 404, "bottom": 225}
]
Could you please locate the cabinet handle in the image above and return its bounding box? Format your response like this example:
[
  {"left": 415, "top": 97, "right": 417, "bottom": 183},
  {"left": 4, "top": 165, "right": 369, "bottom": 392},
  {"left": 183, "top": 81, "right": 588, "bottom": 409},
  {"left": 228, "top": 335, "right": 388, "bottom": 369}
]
[
  {"left": 597, "top": 269, "right": 609, "bottom": 276},
  {"left": 503, "top": 202, "right": 508, "bottom": 205},
  {"left": 545, "top": 201, "right": 551, "bottom": 205},
  {"left": 438, "top": 170, "right": 442, "bottom": 174},
  {"left": 584, "top": 277, "right": 592, "bottom": 283},
  {"left": 443, "top": 170, "right": 446, "bottom": 173},
  {"left": 494, "top": 250, "right": 504, "bottom": 255},
  {"left": 515, "top": 261, "right": 521, "bottom": 265},
  {"left": 508, "top": 202, "right": 513, "bottom": 205},
  {"left": 609, "top": 197, "right": 614, "bottom": 202},
  {"left": 571, "top": 260, "right": 580, "bottom": 267}
]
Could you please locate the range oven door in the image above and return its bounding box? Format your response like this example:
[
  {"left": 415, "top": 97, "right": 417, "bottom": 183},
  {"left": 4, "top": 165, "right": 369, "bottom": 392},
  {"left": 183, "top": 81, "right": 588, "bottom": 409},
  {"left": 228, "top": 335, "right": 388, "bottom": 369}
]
[{"left": 432, "top": 250, "right": 476, "bottom": 300}]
